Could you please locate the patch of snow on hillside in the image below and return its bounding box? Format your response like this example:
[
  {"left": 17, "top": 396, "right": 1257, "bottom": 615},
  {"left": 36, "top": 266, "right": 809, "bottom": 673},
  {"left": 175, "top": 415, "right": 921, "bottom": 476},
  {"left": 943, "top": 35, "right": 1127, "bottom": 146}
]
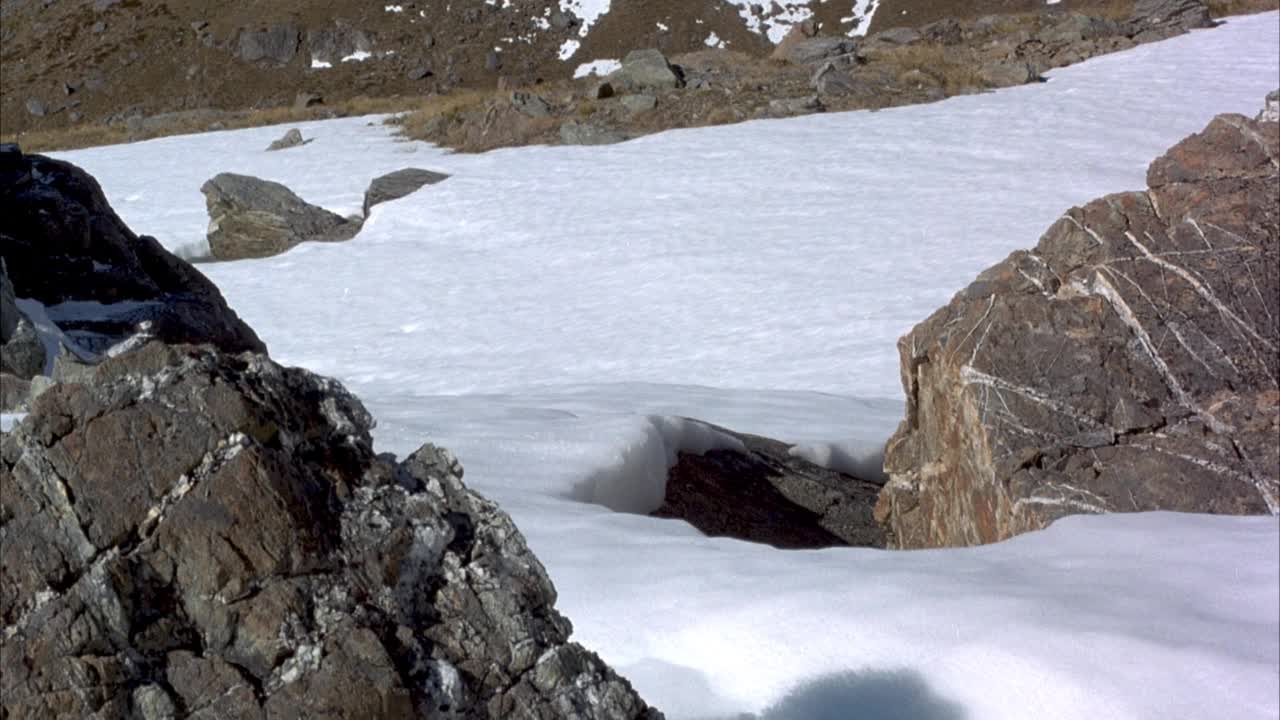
[
  {"left": 310, "top": 57, "right": 332, "bottom": 69},
  {"left": 574, "top": 58, "right": 622, "bottom": 78},
  {"left": 705, "top": 31, "right": 726, "bottom": 49},
  {"left": 561, "top": 0, "right": 612, "bottom": 38},
  {"left": 341, "top": 49, "right": 372, "bottom": 63},
  {"left": 559, "top": 38, "right": 581, "bottom": 60}
]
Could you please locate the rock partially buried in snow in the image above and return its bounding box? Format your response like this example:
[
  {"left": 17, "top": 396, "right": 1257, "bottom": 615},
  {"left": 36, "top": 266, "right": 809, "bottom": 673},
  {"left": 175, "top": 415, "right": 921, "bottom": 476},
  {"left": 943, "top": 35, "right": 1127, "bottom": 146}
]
[
  {"left": 265, "top": 127, "right": 307, "bottom": 151},
  {"left": 201, "top": 172, "right": 362, "bottom": 260},
  {"left": 362, "top": 167, "right": 450, "bottom": 217},
  {"left": 654, "top": 422, "right": 887, "bottom": 549},
  {"left": 878, "top": 102, "right": 1280, "bottom": 549},
  {"left": 0, "top": 343, "right": 663, "bottom": 719}
]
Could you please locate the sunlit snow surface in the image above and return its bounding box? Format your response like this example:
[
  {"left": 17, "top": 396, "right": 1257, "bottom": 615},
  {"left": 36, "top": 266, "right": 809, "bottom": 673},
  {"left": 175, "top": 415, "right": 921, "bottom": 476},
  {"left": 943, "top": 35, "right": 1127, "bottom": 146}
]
[{"left": 52, "top": 15, "right": 1280, "bottom": 720}]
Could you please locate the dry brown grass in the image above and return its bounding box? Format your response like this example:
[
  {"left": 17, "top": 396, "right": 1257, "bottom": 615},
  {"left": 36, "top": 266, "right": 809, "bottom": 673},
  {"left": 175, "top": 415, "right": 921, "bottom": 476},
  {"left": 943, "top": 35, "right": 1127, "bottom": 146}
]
[
  {"left": 388, "top": 88, "right": 508, "bottom": 140},
  {"left": 874, "top": 44, "right": 986, "bottom": 94},
  {"left": 1, "top": 95, "right": 430, "bottom": 153},
  {"left": 1207, "top": 0, "right": 1280, "bottom": 16}
]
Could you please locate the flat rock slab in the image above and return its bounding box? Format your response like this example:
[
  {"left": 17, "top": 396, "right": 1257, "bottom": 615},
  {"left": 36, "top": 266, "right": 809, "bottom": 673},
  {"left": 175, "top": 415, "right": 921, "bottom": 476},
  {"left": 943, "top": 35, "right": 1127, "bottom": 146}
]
[
  {"left": 653, "top": 422, "right": 887, "bottom": 549},
  {"left": 362, "top": 167, "right": 450, "bottom": 217},
  {"left": 201, "top": 172, "right": 360, "bottom": 260}
]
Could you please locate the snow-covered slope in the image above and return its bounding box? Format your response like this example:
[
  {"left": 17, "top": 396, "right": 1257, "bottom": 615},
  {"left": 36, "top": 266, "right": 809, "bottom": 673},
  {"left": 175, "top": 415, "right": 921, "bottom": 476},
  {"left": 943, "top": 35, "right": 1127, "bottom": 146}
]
[{"left": 52, "top": 13, "right": 1280, "bottom": 720}]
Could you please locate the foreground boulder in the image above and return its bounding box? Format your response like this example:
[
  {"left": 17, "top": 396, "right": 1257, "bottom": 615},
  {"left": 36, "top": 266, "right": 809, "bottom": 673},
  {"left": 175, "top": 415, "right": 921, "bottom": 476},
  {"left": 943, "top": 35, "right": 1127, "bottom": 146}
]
[
  {"left": 654, "top": 423, "right": 886, "bottom": 549},
  {"left": 363, "top": 167, "right": 450, "bottom": 217},
  {"left": 0, "top": 145, "right": 265, "bottom": 364},
  {"left": 201, "top": 172, "right": 361, "bottom": 260},
  {"left": 878, "top": 105, "right": 1280, "bottom": 548},
  {"left": 0, "top": 343, "right": 661, "bottom": 719}
]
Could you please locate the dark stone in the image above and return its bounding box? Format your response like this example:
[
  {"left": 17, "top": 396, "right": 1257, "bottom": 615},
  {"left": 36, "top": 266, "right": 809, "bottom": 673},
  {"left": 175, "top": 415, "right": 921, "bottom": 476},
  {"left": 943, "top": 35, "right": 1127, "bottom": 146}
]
[
  {"left": 362, "top": 168, "right": 450, "bottom": 217},
  {"left": 878, "top": 106, "right": 1280, "bottom": 548},
  {"left": 654, "top": 423, "right": 887, "bottom": 549},
  {"left": 0, "top": 148, "right": 265, "bottom": 355}
]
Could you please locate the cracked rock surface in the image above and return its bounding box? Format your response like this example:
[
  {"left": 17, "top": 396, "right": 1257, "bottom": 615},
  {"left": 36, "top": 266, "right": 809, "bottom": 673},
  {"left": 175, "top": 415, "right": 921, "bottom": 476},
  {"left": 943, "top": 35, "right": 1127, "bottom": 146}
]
[
  {"left": 878, "top": 104, "right": 1280, "bottom": 548},
  {"left": 0, "top": 342, "right": 661, "bottom": 719}
]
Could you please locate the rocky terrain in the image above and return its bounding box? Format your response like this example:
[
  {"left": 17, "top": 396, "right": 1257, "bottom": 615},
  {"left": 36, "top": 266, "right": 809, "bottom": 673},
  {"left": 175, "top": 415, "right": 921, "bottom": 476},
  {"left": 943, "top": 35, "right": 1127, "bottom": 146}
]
[
  {"left": 3, "top": 0, "right": 1273, "bottom": 150},
  {"left": 0, "top": 143, "right": 264, "bottom": 410},
  {"left": 0, "top": 151, "right": 660, "bottom": 717},
  {"left": 876, "top": 99, "right": 1280, "bottom": 549},
  {"left": 401, "top": 1, "right": 1226, "bottom": 153}
]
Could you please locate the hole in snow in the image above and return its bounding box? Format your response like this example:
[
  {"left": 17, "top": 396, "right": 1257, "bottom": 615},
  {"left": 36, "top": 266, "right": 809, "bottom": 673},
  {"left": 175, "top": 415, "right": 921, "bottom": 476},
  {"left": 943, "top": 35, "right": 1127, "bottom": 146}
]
[{"left": 568, "top": 416, "right": 888, "bottom": 550}]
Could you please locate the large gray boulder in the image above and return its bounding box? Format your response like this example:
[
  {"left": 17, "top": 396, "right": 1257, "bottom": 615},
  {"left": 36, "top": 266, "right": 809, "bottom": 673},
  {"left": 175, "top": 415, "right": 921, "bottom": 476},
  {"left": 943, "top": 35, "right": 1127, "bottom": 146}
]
[
  {"left": 0, "top": 343, "right": 663, "bottom": 719},
  {"left": 878, "top": 106, "right": 1280, "bottom": 548},
  {"left": 608, "top": 49, "right": 682, "bottom": 92},
  {"left": 201, "top": 172, "right": 361, "bottom": 260},
  {"left": 237, "top": 23, "right": 300, "bottom": 64},
  {"left": 0, "top": 144, "right": 264, "bottom": 357},
  {"left": 363, "top": 168, "right": 450, "bottom": 217},
  {"left": 654, "top": 422, "right": 886, "bottom": 549}
]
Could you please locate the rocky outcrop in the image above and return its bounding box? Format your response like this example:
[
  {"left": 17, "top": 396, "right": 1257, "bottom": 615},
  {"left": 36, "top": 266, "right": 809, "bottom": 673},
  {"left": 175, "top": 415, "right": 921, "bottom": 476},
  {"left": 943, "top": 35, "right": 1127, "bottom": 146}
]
[
  {"left": 654, "top": 424, "right": 886, "bottom": 549},
  {"left": 0, "top": 342, "right": 662, "bottom": 719},
  {"left": 878, "top": 104, "right": 1280, "bottom": 548},
  {"left": 0, "top": 144, "right": 265, "bottom": 359},
  {"left": 363, "top": 168, "right": 450, "bottom": 217},
  {"left": 201, "top": 172, "right": 362, "bottom": 260},
  {"left": 1128, "top": 0, "right": 1215, "bottom": 41}
]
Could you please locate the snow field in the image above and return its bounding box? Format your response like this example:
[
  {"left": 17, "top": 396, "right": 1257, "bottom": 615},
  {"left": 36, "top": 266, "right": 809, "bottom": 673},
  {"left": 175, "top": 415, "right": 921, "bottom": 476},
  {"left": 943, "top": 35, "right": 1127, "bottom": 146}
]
[{"left": 47, "top": 13, "right": 1280, "bottom": 718}]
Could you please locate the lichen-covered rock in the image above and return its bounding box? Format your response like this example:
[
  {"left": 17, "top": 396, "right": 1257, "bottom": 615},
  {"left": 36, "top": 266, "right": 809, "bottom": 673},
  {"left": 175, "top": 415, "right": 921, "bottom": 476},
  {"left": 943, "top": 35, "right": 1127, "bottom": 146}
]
[
  {"left": 0, "top": 343, "right": 661, "bottom": 719},
  {"left": 201, "top": 172, "right": 362, "bottom": 260},
  {"left": 878, "top": 105, "right": 1279, "bottom": 548},
  {"left": 0, "top": 144, "right": 265, "bottom": 356}
]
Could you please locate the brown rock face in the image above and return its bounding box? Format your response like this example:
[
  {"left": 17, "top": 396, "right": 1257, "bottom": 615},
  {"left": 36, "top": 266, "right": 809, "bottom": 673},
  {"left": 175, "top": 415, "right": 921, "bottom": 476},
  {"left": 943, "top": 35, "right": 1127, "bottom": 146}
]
[
  {"left": 0, "top": 344, "right": 661, "bottom": 719},
  {"left": 878, "top": 109, "right": 1280, "bottom": 548}
]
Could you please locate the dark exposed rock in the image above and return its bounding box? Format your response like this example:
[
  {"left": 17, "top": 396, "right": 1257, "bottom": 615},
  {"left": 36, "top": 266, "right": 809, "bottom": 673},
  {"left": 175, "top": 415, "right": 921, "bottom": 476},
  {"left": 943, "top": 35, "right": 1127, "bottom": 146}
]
[
  {"left": 0, "top": 146, "right": 265, "bottom": 356},
  {"left": 0, "top": 343, "right": 662, "bottom": 719},
  {"left": 201, "top": 172, "right": 361, "bottom": 260},
  {"left": 654, "top": 423, "right": 887, "bottom": 549},
  {"left": 362, "top": 168, "right": 451, "bottom": 217},
  {"left": 238, "top": 23, "right": 301, "bottom": 65},
  {"left": 878, "top": 105, "right": 1280, "bottom": 549},
  {"left": 266, "top": 127, "right": 307, "bottom": 151}
]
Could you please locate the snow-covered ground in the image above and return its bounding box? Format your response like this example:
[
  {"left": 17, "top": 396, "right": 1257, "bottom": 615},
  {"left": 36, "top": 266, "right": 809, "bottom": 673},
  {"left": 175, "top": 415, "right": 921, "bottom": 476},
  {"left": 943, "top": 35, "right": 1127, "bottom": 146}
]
[{"left": 48, "top": 13, "right": 1280, "bottom": 720}]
